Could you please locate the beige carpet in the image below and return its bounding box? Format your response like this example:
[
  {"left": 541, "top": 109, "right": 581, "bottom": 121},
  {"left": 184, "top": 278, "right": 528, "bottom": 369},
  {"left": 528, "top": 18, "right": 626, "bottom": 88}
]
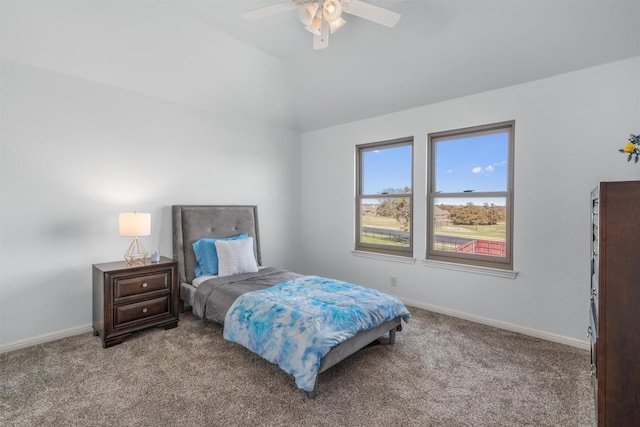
[{"left": 0, "top": 307, "right": 594, "bottom": 426}]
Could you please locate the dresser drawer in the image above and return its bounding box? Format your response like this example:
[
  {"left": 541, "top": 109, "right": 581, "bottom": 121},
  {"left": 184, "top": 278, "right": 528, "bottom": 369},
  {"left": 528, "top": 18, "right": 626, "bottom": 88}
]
[
  {"left": 114, "top": 271, "right": 170, "bottom": 299},
  {"left": 589, "top": 301, "right": 598, "bottom": 369},
  {"left": 114, "top": 296, "right": 169, "bottom": 327}
]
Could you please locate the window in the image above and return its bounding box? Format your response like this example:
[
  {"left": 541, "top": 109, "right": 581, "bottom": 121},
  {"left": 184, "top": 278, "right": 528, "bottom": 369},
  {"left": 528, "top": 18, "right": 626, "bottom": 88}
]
[
  {"left": 427, "top": 121, "right": 514, "bottom": 269},
  {"left": 356, "top": 137, "right": 413, "bottom": 257}
]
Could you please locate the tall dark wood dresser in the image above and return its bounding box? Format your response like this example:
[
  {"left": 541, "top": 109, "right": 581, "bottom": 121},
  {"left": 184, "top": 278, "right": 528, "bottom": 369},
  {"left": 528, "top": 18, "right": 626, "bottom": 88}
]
[{"left": 589, "top": 180, "right": 640, "bottom": 426}]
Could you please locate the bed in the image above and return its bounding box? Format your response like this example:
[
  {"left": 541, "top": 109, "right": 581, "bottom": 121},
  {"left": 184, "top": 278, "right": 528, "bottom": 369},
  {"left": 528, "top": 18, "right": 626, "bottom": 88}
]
[{"left": 172, "top": 205, "right": 410, "bottom": 398}]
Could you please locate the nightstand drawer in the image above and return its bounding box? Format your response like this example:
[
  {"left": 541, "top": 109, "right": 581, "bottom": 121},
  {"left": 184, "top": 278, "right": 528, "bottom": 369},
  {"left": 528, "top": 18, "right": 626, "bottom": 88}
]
[
  {"left": 114, "top": 296, "right": 169, "bottom": 327},
  {"left": 114, "top": 272, "right": 170, "bottom": 299}
]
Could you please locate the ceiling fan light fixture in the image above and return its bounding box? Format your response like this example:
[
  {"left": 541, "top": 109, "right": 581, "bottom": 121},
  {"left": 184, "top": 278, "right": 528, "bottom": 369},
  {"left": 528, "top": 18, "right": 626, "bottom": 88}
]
[
  {"left": 297, "top": 2, "right": 319, "bottom": 27},
  {"left": 322, "top": 0, "right": 342, "bottom": 23},
  {"left": 329, "top": 16, "right": 346, "bottom": 33},
  {"left": 305, "top": 16, "right": 322, "bottom": 35},
  {"left": 242, "top": 0, "right": 402, "bottom": 50}
]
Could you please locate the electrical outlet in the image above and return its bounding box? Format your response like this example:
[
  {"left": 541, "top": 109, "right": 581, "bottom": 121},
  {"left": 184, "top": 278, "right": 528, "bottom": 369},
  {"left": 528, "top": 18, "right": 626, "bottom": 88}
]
[{"left": 390, "top": 276, "right": 397, "bottom": 286}]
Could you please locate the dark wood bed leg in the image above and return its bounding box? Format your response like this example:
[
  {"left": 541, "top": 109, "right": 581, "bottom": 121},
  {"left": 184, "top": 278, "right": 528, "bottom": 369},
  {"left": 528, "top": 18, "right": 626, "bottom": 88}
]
[
  {"left": 178, "top": 300, "right": 185, "bottom": 313},
  {"left": 306, "top": 384, "right": 318, "bottom": 399},
  {"left": 389, "top": 328, "right": 396, "bottom": 345}
]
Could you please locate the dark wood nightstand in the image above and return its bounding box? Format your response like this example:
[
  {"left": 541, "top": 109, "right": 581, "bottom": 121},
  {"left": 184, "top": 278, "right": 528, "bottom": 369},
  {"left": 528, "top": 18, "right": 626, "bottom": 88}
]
[{"left": 92, "top": 256, "right": 178, "bottom": 348}]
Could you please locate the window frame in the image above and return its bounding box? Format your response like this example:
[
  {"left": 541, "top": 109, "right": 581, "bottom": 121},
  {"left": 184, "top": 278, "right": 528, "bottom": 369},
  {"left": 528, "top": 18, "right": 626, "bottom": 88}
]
[
  {"left": 427, "top": 121, "right": 514, "bottom": 270},
  {"left": 356, "top": 137, "right": 414, "bottom": 257}
]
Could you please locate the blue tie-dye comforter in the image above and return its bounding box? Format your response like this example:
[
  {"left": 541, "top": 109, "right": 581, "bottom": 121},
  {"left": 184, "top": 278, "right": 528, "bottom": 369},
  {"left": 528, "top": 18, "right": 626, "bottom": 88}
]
[{"left": 223, "top": 275, "right": 410, "bottom": 392}]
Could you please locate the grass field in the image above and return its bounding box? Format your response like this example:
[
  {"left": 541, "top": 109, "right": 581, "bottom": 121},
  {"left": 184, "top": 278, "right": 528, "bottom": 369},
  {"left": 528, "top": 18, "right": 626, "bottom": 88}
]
[
  {"left": 360, "top": 214, "right": 408, "bottom": 246},
  {"left": 360, "top": 214, "right": 506, "bottom": 243},
  {"left": 361, "top": 235, "right": 407, "bottom": 246},
  {"left": 435, "top": 223, "right": 506, "bottom": 240},
  {"left": 361, "top": 214, "right": 403, "bottom": 230}
]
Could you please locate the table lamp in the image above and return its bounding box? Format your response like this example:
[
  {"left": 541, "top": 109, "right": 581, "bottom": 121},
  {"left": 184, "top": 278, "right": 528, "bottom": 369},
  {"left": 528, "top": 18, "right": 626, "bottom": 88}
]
[{"left": 119, "top": 212, "right": 151, "bottom": 264}]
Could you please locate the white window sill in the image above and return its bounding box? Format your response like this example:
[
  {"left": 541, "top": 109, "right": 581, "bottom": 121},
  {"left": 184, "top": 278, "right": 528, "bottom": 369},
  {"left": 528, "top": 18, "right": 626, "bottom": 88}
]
[
  {"left": 351, "top": 250, "right": 417, "bottom": 264},
  {"left": 422, "top": 259, "right": 518, "bottom": 279}
]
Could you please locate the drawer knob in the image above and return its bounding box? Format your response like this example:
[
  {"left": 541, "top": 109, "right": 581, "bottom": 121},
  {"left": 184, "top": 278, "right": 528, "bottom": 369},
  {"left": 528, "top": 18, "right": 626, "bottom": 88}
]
[
  {"left": 142, "top": 308, "right": 148, "bottom": 314},
  {"left": 142, "top": 283, "right": 148, "bottom": 288}
]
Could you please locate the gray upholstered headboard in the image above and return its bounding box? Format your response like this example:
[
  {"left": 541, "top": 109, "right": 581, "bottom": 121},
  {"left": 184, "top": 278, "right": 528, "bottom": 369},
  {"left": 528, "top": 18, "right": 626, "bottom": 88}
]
[{"left": 172, "top": 205, "right": 262, "bottom": 285}]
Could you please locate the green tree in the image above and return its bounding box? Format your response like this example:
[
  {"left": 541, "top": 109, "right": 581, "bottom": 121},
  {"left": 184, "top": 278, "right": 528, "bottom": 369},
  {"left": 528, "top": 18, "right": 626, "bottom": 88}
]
[
  {"left": 376, "top": 187, "right": 411, "bottom": 231},
  {"left": 440, "top": 202, "right": 504, "bottom": 226}
]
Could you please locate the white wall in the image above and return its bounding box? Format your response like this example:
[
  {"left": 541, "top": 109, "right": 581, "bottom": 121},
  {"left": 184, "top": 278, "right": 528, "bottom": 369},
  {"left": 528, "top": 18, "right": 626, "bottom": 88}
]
[
  {"left": 0, "top": 60, "right": 301, "bottom": 346},
  {"left": 299, "top": 56, "right": 640, "bottom": 345}
]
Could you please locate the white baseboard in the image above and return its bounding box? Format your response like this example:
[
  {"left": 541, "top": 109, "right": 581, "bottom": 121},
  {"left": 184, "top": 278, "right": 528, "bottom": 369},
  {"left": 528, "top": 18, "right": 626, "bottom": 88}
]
[
  {"left": 398, "top": 297, "right": 590, "bottom": 351},
  {"left": 0, "top": 324, "right": 94, "bottom": 354}
]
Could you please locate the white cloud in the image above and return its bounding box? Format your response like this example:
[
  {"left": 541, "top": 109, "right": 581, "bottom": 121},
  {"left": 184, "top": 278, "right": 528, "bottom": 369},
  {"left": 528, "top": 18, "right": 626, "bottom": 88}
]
[
  {"left": 446, "top": 169, "right": 453, "bottom": 174},
  {"left": 485, "top": 165, "right": 494, "bottom": 172},
  {"left": 472, "top": 166, "right": 482, "bottom": 174}
]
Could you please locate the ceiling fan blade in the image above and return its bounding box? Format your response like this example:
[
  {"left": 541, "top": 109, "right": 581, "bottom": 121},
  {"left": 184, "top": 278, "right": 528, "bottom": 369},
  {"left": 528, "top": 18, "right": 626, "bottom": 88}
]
[
  {"left": 242, "top": 1, "right": 296, "bottom": 21},
  {"left": 344, "top": 0, "right": 401, "bottom": 28},
  {"left": 313, "top": 19, "right": 330, "bottom": 49}
]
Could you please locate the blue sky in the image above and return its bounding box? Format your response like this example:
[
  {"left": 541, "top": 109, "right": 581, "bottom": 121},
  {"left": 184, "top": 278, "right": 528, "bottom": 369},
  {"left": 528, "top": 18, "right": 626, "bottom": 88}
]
[
  {"left": 362, "top": 144, "right": 412, "bottom": 194},
  {"left": 363, "top": 132, "right": 508, "bottom": 205},
  {"left": 434, "top": 132, "right": 508, "bottom": 193}
]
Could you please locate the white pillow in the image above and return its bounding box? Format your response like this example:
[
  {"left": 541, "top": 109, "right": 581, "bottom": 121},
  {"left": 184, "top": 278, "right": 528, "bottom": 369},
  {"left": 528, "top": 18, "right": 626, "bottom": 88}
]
[{"left": 214, "top": 236, "right": 259, "bottom": 277}]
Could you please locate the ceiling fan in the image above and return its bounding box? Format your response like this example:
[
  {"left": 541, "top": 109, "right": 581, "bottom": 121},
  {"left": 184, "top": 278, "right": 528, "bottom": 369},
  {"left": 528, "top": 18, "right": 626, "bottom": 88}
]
[{"left": 242, "top": 0, "right": 401, "bottom": 50}]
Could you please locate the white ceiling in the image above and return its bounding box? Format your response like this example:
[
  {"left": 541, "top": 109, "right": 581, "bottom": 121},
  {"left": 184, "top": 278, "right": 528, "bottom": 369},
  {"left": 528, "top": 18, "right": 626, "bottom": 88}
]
[{"left": 2, "top": 0, "right": 639, "bottom": 132}]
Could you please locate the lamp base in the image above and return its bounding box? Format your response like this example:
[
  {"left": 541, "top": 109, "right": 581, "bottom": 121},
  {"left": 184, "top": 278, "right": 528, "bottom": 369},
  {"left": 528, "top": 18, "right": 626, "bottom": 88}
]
[
  {"left": 124, "top": 236, "right": 148, "bottom": 265},
  {"left": 124, "top": 253, "right": 148, "bottom": 265}
]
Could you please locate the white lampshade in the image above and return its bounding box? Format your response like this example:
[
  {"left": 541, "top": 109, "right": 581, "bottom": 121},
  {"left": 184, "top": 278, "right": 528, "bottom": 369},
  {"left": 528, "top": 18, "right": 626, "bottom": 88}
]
[
  {"left": 297, "top": 2, "right": 319, "bottom": 26},
  {"left": 329, "top": 16, "right": 346, "bottom": 33},
  {"left": 119, "top": 213, "right": 151, "bottom": 237},
  {"left": 322, "top": 0, "right": 342, "bottom": 22},
  {"left": 305, "top": 16, "right": 322, "bottom": 35}
]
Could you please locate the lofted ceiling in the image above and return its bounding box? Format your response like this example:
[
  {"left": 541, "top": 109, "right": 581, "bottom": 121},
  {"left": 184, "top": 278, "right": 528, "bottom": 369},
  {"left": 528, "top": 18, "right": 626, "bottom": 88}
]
[{"left": 2, "top": 0, "right": 639, "bottom": 132}]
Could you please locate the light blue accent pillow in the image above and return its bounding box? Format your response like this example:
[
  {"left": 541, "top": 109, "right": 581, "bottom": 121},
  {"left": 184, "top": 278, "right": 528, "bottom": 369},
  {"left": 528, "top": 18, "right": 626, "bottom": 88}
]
[{"left": 192, "top": 233, "right": 249, "bottom": 277}]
